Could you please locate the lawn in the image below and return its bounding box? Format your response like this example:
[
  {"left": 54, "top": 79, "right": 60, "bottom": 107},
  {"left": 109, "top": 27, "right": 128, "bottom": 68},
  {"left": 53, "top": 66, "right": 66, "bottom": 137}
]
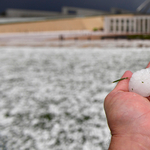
[{"left": 0, "top": 46, "right": 149, "bottom": 150}]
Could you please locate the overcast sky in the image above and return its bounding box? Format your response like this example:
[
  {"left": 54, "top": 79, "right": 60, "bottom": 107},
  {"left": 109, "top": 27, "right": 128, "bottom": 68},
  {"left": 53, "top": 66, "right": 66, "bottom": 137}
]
[{"left": 0, "top": 0, "right": 145, "bottom": 13}]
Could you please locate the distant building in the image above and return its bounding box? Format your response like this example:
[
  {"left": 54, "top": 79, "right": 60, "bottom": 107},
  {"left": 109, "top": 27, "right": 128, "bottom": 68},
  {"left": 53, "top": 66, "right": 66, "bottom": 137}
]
[
  {"left": 3, "top": 9, "right": 61, "bottom": 18},
  {"left": 110, "top": 8, "right": 133, "bottom": 14},
  {"left": 1, "top": 7, "right": 109, "bottom": 18},
  {"left": 61, "top": 6, "right": 108, "bottom": 16},
  {"left": 105, "top": 15, "right": 150, "bottom": 34}
]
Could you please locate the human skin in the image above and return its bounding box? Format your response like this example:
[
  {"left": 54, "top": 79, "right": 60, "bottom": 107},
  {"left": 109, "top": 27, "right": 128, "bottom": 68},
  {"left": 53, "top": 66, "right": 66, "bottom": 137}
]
[{"left": 104, "top": 62, "right": 150, "bottom": 150}]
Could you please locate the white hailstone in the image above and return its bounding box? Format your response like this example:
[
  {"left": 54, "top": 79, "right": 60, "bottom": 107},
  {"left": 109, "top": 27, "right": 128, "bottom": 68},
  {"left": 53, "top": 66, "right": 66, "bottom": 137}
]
[{"left": 129, "top": 68, "right": 150, "bottom": 97}]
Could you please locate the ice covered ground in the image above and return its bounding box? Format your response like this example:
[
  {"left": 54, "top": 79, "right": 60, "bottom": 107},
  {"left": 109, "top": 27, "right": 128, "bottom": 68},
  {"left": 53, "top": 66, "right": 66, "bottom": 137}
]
[{"left": 0, "top": 46, "right": 150, "bottom": 150}]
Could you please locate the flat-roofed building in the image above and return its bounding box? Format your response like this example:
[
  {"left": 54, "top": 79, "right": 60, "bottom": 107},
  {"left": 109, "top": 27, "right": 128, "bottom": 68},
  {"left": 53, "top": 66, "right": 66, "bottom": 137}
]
[
  {"left": 62, "top": 6, "right": 108, "bottom": 16},
  {"left": 4, "top": 9, "right": 61, "bottom": 18},
  {"left": 104, "top": 15, "right": 150, "bottom": 34},
  {"left": 2, "top": 7, "right": 108, "bottom": 18}
]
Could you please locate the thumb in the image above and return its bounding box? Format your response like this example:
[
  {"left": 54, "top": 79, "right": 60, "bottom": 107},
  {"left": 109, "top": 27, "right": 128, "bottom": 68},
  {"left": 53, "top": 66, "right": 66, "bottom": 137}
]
[
  {"left": 113, "top": 62, "right": 150, "bottom": 93},
  {"left": 146, "top": 62, "right": 150, "bottom": 68},
  {"left": 113, "top": 70, "right": 133, "bottom": 92}
]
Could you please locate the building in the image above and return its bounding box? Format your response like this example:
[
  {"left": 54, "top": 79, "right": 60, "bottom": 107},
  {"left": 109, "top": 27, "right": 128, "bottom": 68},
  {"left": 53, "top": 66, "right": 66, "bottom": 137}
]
[
  {"left": 61, "top": 6, "right": 108, "bottom": 16},
  {"left": 2, "top": 9, "right": 61, "bottom": 18},
  {"left": 104, "top": 15, "right": 150, "bottom": 34},
  {"left": 1, "top": 7, "right": 108, "bottom": 18},
  {"left": 110, "top": 8, "right": 133, "bottom": 14}
]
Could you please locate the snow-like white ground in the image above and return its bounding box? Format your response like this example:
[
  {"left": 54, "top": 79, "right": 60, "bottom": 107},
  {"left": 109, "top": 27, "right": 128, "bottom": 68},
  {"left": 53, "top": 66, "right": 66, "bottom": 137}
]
[{"left": 0, "top": 45, "right": 150, "bottom": 150}]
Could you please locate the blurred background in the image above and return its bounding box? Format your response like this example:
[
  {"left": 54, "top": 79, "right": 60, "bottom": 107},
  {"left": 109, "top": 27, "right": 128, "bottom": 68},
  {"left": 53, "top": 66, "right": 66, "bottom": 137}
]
[
  {"left": 0, "top": 0, "right": 150, "bottom": 150},
  {"left": 0, "top": 0, "right": 147, "bottom": 14}
]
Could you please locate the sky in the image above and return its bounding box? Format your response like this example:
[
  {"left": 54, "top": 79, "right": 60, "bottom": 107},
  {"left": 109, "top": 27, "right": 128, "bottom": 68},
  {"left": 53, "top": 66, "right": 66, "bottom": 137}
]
[{"left": 0, "top": 0, "right": 145, "bottom": 13}]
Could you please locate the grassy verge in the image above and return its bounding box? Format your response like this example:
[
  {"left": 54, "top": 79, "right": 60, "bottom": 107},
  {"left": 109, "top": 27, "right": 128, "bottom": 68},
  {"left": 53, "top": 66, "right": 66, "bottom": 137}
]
[{"left": 127, "top": 34, "right": 150, "bottom": 40}]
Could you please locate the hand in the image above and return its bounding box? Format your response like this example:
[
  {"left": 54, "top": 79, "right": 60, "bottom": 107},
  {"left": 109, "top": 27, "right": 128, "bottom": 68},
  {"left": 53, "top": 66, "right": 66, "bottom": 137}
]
[{"left": 104, "top": 62, "right": 150, "bottom": 150}]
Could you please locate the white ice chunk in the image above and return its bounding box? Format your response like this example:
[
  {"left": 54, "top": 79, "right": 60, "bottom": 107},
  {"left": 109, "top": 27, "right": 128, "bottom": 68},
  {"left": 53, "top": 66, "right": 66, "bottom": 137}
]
[{"left": 129, "top": 68, "right": 150, "bottom": 97}]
